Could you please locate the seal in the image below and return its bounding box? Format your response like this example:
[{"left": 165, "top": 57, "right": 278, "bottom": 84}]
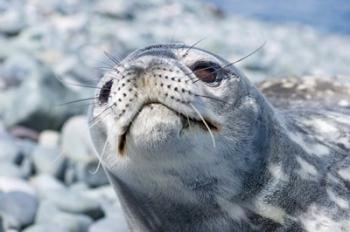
[{"left": 89, "top": 44, "right": 350, "bottom": 231}]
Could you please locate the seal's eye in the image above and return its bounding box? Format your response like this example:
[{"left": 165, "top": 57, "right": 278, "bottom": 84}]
[
  {"left": 190, "top": 61, "right": 220, "bottom": 83},
  {"left": 99, "top": 80, "right": 113, "bottom": 104}
]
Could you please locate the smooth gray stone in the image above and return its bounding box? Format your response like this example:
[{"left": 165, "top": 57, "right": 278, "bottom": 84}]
[
  {"left": 60, "top": 116, "right": 96, "bottom": 163},
  {"left": 36, "top": 201, "right": 93, "bottom": 232},
  {"left": 38, "top": 130, "right": 60, "bottom": 148},
  {"left": 31, "top": 145, "right": 67, "bottom": 179},
  {"left": 0, "top": 163, "right": 23, "bottom": 178},
  {"left": 48, "top": 190, "right": 104, "bottom": 220},
  {"left": 0, "top": 138, "right": 20, "bottom": 163},
  {"left": 0, "top": 54, "right": 37, "bottom": 87},
  {"left": 0, "top": 61, "right": 84, "bottom": 131},
  {"left": 29, "top": 174, "right": 66, "bottom": 198},
  {"left": 61, "top": 116, "right": 108, "bottom": 187},
  {"left": 0, "top": 191, "right": 38, "bottom": 229},
  {"left": 0, "top": 215, "right": 4, "bottom": 232},
  {"left": 0, "top": 9, "right": 26, "bottom": 36},
  {"left": 88, "top": 217, "right": 129, "bottom": 232},
  {"left": 0, "top": 177, "right": 36, "bottom": 195},
  {"left": 23, "top": 223, "right": 68, "bottom": 232}
]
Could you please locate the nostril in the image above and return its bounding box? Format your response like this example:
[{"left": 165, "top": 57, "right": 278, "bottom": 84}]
[{"left": 99, "top": 80, "right": 113, "bottom": 104}]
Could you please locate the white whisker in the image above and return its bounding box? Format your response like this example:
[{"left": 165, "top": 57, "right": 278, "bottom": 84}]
[
  {"left": 189, "top": 103, "right": 216, "bottom": 148},
  {"left": 90, "top": 133, "right": 109, "bottom": 175},
  {"left": 89, "top": 108, "right": 112, "bottom": 129}
]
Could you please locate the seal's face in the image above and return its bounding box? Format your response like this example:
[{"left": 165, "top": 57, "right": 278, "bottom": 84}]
[{"left": 90, "top": 44, "right": 263, "bottom": 199}]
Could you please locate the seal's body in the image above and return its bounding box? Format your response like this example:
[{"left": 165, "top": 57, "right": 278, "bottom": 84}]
[{"left": 89, "top": 44, "right": 350, "bottom": 231}]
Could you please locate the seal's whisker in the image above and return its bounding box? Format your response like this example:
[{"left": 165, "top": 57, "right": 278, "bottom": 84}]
[
  {"left": 59, "top": 97, "right": 98, "bottom": 106},
  {"left": 89, "top": 106, "right": 113, "bottom": 128},
  {"left": 193, "top": 93, "right": 231, "bottom": 105},
  {"left": 51, "top": 151, "right": 64, "bottom": 164},
  {"left": 186, "top": 114, "right": 192, "bottom": 129},
  {"left": 95, "top": 66, "right": 119, "bottom": 72},
  {"left": 65, "top": 82, "right": 101, "bottom": 89},
  {"left": 189, "top": 103, "right": 216, "bottom": 148},
  {"left": 90, "top": 133, "right": 109, "bottom": 175},
  {"left": 182, "top": 37, "right": 207, "bottom": 58},
  {"left": 103, "top": 51, "right": 121, "bottom": 65},
  {"left": 53, "top": 73, "right": 100, "bottom": 89},
  {"left": 230, "top": 41, "right": 266, "bottom": 65}
]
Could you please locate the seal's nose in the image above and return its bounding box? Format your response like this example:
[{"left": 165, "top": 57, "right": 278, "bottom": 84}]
[{"left": 98, "top": 79, "right": 113, "bottom": 104}]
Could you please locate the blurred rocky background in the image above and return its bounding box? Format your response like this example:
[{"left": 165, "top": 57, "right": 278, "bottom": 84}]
[{"left": 0, "top": 0, "right": 350, "bottom": 231}]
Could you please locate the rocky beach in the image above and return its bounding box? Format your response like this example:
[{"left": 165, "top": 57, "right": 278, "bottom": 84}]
[{"left": 0, "top": 0, "right": 350, "bottom": 231}]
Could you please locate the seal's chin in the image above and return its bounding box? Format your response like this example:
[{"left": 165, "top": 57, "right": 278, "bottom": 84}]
[
  {"left": 122, "top": 103, "right": 182, "bottom": 154},
  {"left": 118, "top": 103, "right": 218, "bottom": 155}
]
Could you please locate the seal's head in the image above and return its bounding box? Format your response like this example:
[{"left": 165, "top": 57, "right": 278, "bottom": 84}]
[{"left": 89, "top": 43, "right": 272, "bottom": 222}]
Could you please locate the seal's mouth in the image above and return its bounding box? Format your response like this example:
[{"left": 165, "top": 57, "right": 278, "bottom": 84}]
[{"left": 118, "top": 102, "right": 219, "bottom": 155}]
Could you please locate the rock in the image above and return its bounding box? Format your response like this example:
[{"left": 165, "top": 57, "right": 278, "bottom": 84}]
[
  {"left": 0, "top": 213, "right": 19, "bottom": 231},
  {"left": 23, "top": 223, "right": 68, "bottom": 232},
  {"left": 36, "top": 201, "right": 93, "bottom": 232},
  {"left": 0, "top": 191, "right": 38, "bottom": 229},
  {"left": 0, "top": 60, "right": 85, "bottom": 131},
  {"left": 94, "top": 0, "right": 133, "bottom": 19},
  {"left": 81, "top": 186, "right": 128, "bottom": 229},
  {"left": 15, "top": 139, "right": 37, "bottom": 161},
  {"left": 82, "top": 186, "right": 117, "bottom": 203},
  {"left": 0, "top": 136, "right": 20, "bottom": 163},
  {"left": 61, "top": 116, "right": 96, "bottom": 163},
  {"left": 0, "top": 53, "right": 38, "bottom": 87},
  {"left": 0, "top": 177, "right": 36, "bottom": 195},
  {"left": 32, "top": 145, "right": 67, "bottom": 179},
  {"left": 0, "top": 9, "right": 26, "bottom": 36},
  {"left": 48, "top": 189, "right": 105, "bottom": 220},
  {"left": 0, "top": 215, "right": 4, "bottom": 232},
  {"left": 75, "top": 160, "right": 109, "bottom": 188},
  {"left": 0, "top": 163, "right": 24, "bottom": 178},
  {"left": 29, "top": 174, "right": 66, "bottom": 198},
  {"left": 89, "top": 216, "right": 129, "bottom": 232},
  {"left": 39, "top": 130, "right": 60, "bottom": 148},
  {"left": 61, "top": 116, "right": 108, "bottom": 187}
]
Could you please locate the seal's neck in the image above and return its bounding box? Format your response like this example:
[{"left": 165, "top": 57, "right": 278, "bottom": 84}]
[{"left": 105, "top": 89, "right": 308, "bottom": 231}]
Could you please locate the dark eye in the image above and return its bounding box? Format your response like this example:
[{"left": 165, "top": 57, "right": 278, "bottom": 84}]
[
  {"left": 99, "top": 80, "right": 113, "bottom": 104},
  {"left": 190, "top": 61, "right": 221, "bottom": 83}
]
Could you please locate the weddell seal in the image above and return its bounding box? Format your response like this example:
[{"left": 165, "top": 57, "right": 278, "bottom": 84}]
[{"left": 88, "top": 43, "right": 350, "bottom": 232}]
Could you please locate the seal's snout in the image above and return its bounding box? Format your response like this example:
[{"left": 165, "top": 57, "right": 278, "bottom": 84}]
[{"left": 92, "top": 47, "right": 226, "bottom": 156}]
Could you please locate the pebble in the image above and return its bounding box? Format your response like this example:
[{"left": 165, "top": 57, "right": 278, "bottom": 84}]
[
  {"left": 0, "top": 10, "right": 26, "bottom": 36},
  {"left": 61, "top": 116, "right": 108, "bottom": 187},
  {"left": 0, "top": 137, "right": 20, "bottom": 163},
  {"left": 0, "top": 177, "right": 36, "bottom": 195},
  {"left": 89, "top": 216, "right": 129, "bottom": 232},
  {"left": 36, "top": 201, "right": 93, "bottom": 232},
  {"left": 0, "top": 191, "right": 38, "bottom": 229},
  {"left": 38, "top": 130, "right": 60, "bottom": 148},
  {"left": 0, "top": 62, "right": 84, "bottom": 131},
  {"left": 48, "top": 189, "right": 104, "bottom": 220},
  {"left": 29, "top": 174, "right": 66, "bottom": 198},
  {"left": 0, "top": 163, "right": 24, "bottom": 178},
  {"left": 61, "top": 116, "right": 96, "bottom": 163},
  {"left": 23, "top": 223, "right": 68, "bottom": 232},
  {"left": 31, "top": 146, "right": 67, "bottom": 179}
]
